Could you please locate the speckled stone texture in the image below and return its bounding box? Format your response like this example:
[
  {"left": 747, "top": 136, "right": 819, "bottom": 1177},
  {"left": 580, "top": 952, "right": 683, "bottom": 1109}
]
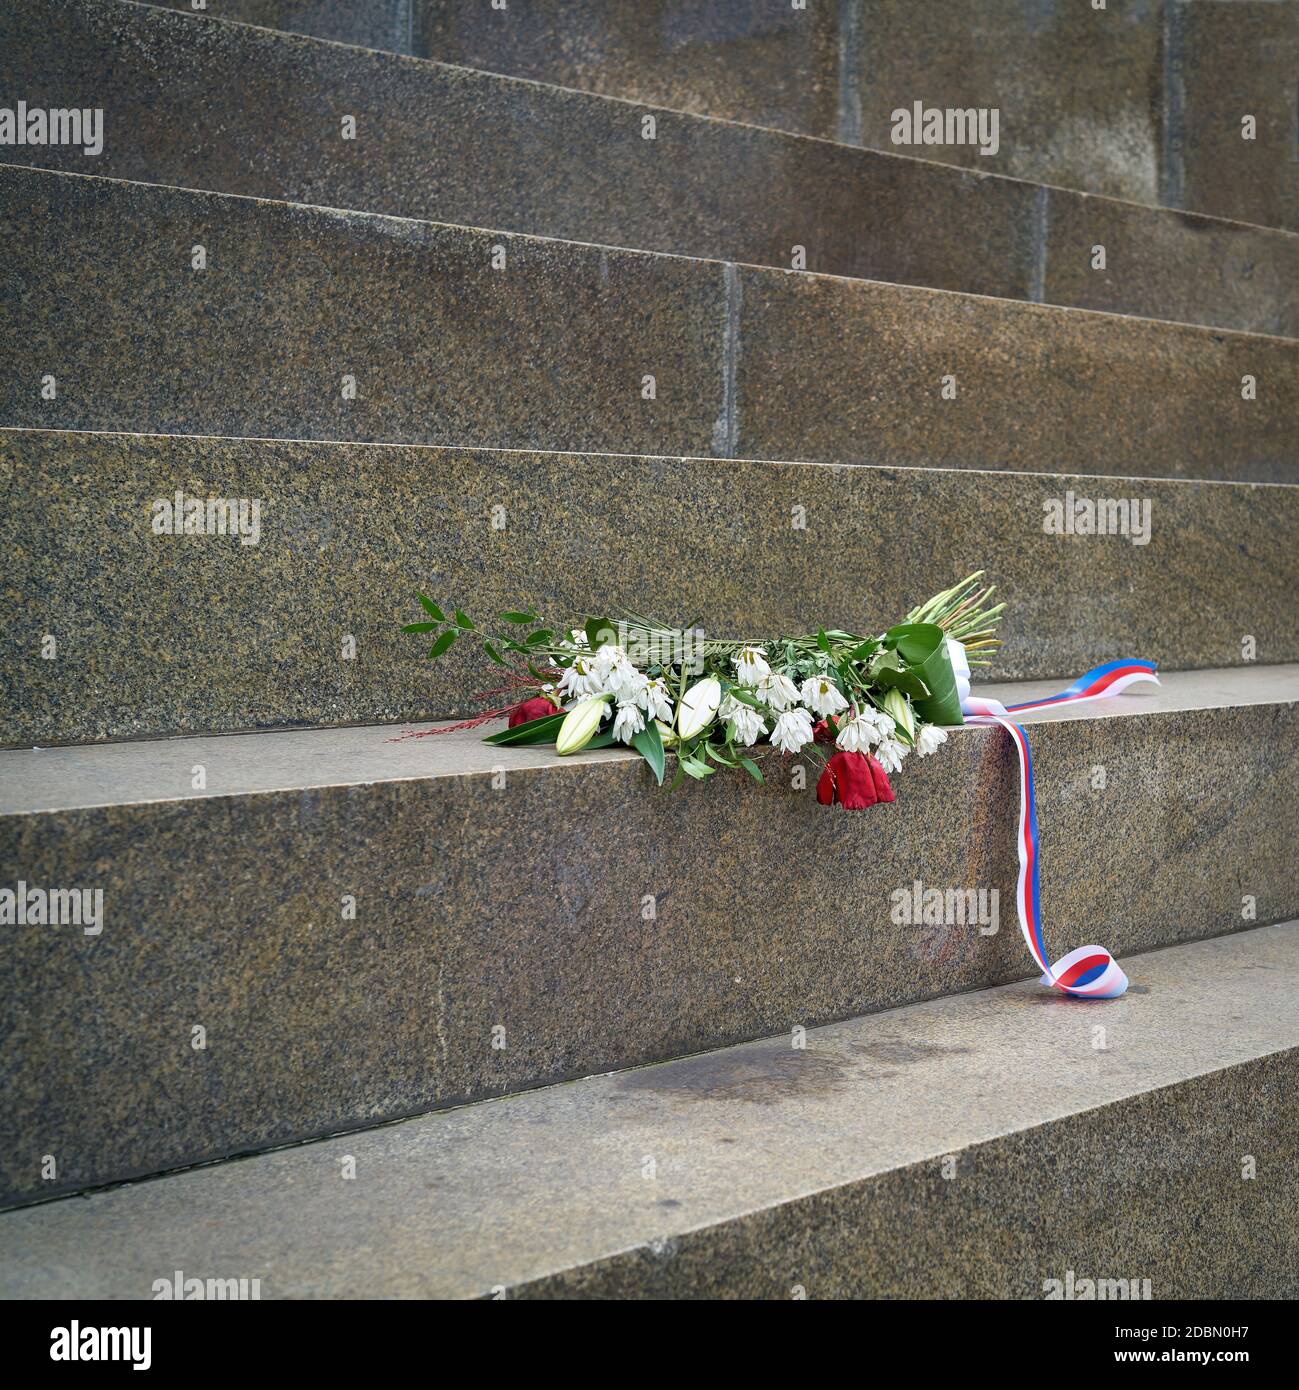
[
  {"left": 9, "top": 1, "right": 1298, "bottom": 335},
  {"left": 1, "top": 925, "right": 1295, "bottom": 1297},
  {"left": 1045, "top": 190, "right": 1299, "bottom": 339},
  {"left": 1, "top": 680, "right": 1295, "bottom": 1206},
  {"left": 854, "top": 0, "right": 1165, "bottom": 203},
  {"left": 0, "top": 165, "right": 726, "bottom": 456},
  {"left": 1174, "top": 0, "right": 1299, "bottom": 232},
  {"left": 417, "top": 0, "right": 841, "bottom": 141},
  {"left": 135, "top": 0, "right": 1299, "bottom": 238},
  {"left": 4, "top": 0, "right": 1034, "bottom": 304},
  {"left": 4, "top": 166, "right": 1297, "bottom": 479},
  {"left": 5, "top": 429, "right": 1299, "bottom": 745},
  {"left": 736, "top": 266, "right": 1299, "bottom": 481},
  {"left": 148, "top": 0, "right": 414, "bottom": 52}
]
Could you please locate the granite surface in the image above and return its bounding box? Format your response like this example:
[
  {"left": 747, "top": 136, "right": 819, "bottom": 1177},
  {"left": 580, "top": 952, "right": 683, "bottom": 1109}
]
[
  {"left": 1174, "top": 0, "right": 1299, "bottom": 232},
  {"left": 735, "top": 265, "right": 1299, "bottom": 481},
  {"left": 9, "top": 1, "right": 1298, "bottom": 335},
  {"left": 0, "top": 165, "right": 726, "bottom": 455},
  {"left": 4, "top": 165, "right": 1297, "bottom": 478},
  {"left": 1, "top": 924, "right": 1295, "bottom": 1297},
  {"left": 4, "top": 665, "right": 1293, "bottom": 813},
  {"left": 416, "top": 0, "right": 841, "bottom": 142},
  {"left": 855, "top": 0, "right": 1165, "bottom": 204},
  {"left": 138, "top": 0, "right": 1299, "bottom": 238},
  {"left": 148, "top": 0, "right": 414, "bottom": 51},
  {"left": 3, "top": 0, "right": 1035, "bottom": 302},
  {"left": 5, "top": 430, "right": 1299, "bottom": 745},
  {"left": 1045, "top": 188, "right": 1299, "bottom": 338},
  {"left": 2, "top": 681, "right": 1295, "bottom": 1206}
]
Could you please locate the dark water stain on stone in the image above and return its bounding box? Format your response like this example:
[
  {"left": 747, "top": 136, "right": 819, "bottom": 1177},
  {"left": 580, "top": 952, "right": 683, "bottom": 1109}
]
[
  {"left": 848, "top": 1039, "right": 972, "bottom": 1066},
  {"left": 618, "top": 1041, "right": 855, "bottom": 1105}
]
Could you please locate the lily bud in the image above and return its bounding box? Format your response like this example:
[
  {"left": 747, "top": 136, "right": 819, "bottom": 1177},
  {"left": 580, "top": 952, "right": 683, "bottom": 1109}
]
[
  {"left": 654, "top": 719, "right": 678, "bottom": 748},
  {"left": 676, "top": 677, "right": 721, "bottom": 740},
  {"left": 882, "top": 688, "right": 915, "bottom": 742},
  {"left": 555, "top": 695, "right": 610, "bottom": 755}
]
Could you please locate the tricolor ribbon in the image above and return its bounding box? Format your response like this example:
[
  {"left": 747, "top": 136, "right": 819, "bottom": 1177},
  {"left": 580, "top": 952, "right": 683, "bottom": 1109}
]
[{"left": 948, "top": 647, "right": 1161, "bottom": 1000}]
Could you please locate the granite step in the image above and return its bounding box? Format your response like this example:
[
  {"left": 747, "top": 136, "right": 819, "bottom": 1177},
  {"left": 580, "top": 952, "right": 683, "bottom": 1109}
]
[
  {"left": 4, "top": 165, "right": 1297, "bottom": 482},
  {"left": 2, "top": 666, "right": 1296, "bottom": 1208},
  {"left": 5, "top": 427, "right": 1299, "bottom": 746},
  {"left": 2, "top": 922, "right": 1296, "bottom": 1298},
  {"left": 135, "top": 0, "right": 1299, "bottom": 233},
  {"left": 7, "top": 0, "right": 1297, "bottom": 336}
]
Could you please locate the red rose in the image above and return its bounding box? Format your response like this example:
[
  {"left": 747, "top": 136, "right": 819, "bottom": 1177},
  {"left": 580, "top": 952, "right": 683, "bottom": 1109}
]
[
  {"left": 812, "top": 719, "right": 836, "bottom": 744},
  {"left": 508, "top": 696, "right": 560, "bottom": 727},
  {"left": 816, "top": 750, "right": 895, "bottom": 809}
]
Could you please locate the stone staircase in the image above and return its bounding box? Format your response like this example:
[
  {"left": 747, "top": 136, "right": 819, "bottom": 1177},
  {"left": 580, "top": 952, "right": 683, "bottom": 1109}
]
[{"left": 1, "top": 0, "right": 1296, "bottom": 1298}]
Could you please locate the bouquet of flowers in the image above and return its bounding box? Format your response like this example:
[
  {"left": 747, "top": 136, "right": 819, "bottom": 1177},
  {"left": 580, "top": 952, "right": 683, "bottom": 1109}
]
[{"left": 404, "top": 574, "right": 1003, "bottom": 809}]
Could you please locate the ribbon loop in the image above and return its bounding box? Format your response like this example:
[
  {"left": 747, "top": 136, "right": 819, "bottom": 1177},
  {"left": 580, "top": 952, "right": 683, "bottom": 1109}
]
[{"left": 953, "top": 652, "right": 1160, "bottom": 1000}]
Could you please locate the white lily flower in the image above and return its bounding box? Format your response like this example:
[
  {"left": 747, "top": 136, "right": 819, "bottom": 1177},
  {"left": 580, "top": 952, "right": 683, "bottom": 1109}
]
[
  {"left": 874, "top": 735, "right": 909, "bottom": 775},
  {"left": 556, "top": 695, "right": 609, "bottom": 755},
  {"left": 800, "top": 675, "right": 849, "bottom": 718},
  {"left": 772, "top": 708, "right": 815, "bottom": 754},
  {"left": 592, "top": 641, "right": 625, "bottom": 669},
  {"left": 566, "top": 628, "right": 590, "bottom": 649},
  {"left": 639, "top": 676, "right": 674, "bottom": 722},
  {"left": 587, "top": 643, "right": 644, "bottom": 702},
  {"left": 677, "top": 678, "right": 722, "bottom": 740},
  {"left": 557, "top": 656, "right": 600, "bottom": 699},
  {"left": 610, "top": 666, "right": 648, "bottom": 705},
  {"left": 612, "top": 702, "right": 646, "bottom": 744},
  {"left": 915, "top": 723, "right": 949, "bottom": 757},
  {"left": 835, "top": 707, "right": 885, "bottom": 753},
  {"left": 756, "top": 670, "right": 799, "bottom": 712},
  {"left": 729, "top": 704, "right": 768, "bottom": 748},
  {"left": 866, "top": 706, "right": 897, "bottom": 739},
  {"left": 881, "top": 688, "right": 916, "bottom": 741},
  {"left": 733, "top": 646, "right": 772, "bottom": 687}
]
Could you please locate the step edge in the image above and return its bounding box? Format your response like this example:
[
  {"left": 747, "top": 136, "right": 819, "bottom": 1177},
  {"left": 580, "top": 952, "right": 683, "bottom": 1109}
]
[
  {"left": 8, "top": 158, "right": 1299, "bottom": 348},
  {"left": 1, "top": 666, "right": 1294, "bottom": 814},
  {"left": 6, "top": 423, "right": 1299, "bottom": 492},
  {"left": 117, "top": 0, "right": 1299, "bottom": 245}
]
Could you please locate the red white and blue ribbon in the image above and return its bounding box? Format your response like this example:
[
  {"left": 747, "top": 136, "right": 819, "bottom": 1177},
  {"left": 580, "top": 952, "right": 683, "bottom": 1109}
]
[{"left": 951, "top": 649, "right": 1161, "bottom": 1000}]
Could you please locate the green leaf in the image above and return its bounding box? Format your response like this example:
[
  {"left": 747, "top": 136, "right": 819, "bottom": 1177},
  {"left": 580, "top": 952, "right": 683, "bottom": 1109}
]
[
  {"left": 527, "top": 661, "right": 554, "bottom": 681},
  {"left": 872, "top": 665, "right": 930, "bottom": 700},
  {"left": 427, "top": 630, "right": 457, "bottom": 660},
  {"left": 525, "top": 629, "right": 554, "bottom": 646},
  {"left": 724, "top": 686, "right": 760, "bottom": 709},
  {"left": 500, "top": 611, "right": 537, "bottom": 625},
  {"left": 849, "top": 638, "right": 880, "bottom": 662},
  {"left": 631, "top": 720, "right": 666, "bottom": 785},
  {"left": 585, "top": 727, "right": 617, "bottom": 749},
  {"left": 870, "top": 648, "right": 931, "bottom": 700},
  {"left": 482, "top": 711, "right": 566, "bottom": 745},
  {"left": 417, "top": 592, "right": 446, "bottom": 621},
  {"left": 454, "top": 609, "right": 475, "bottom": 630},
  {"left": 816, "top": 628, "right": 833, "bottom": 655},
  {"left": 585, "top": 616, "right": 615, "bottom": 651},
  {"left": 738, "top": 755, "right": 764, "bottom": 784},
  {"left": 482, "top": 641, "right": 507, "bottom": 667},
  {"left": 402, "top": 621, "right": 439, "bottom": 634},
  {"left": 679, "top": 758, "right": 712, "bottom": 779},
  {"left": 881, "top": 622, "right": 963, "bottom": 725}
]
